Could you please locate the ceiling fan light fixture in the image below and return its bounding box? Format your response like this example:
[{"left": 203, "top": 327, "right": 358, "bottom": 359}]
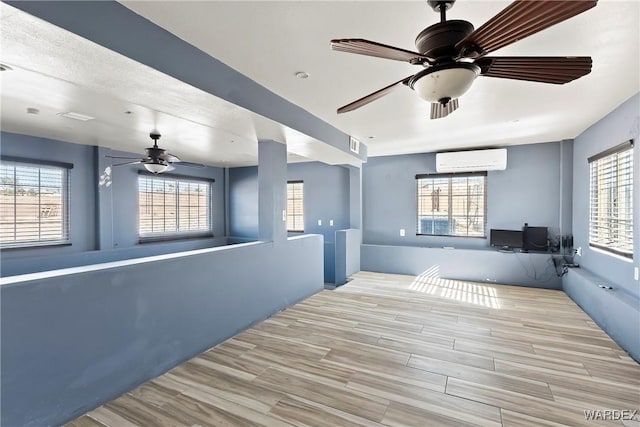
[
  {"left": 144, "top": 161, "right": 169, "bottom": 174},
  {"left": 409, "top": 63, "right": 479, "bottom": 103}
]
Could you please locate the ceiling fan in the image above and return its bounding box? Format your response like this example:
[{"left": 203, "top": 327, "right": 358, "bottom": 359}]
[
  {"left": 105, "top": 131, "right": 205, "bottom": 174},
  {"left": 331, "top": 0, "right": 595, "bottom": 119}
]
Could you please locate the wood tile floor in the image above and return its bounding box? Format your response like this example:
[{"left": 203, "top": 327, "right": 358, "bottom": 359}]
[{"left": 68, "top": 271, "right": 640, "bottom": 427}]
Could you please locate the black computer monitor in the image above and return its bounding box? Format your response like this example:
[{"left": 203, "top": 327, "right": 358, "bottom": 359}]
[
  {"left": 523, "top": 225, "right": 548, "bottom": 252},
  {"left": 490, "top": 229, "right": 523, "bottom": 249}
]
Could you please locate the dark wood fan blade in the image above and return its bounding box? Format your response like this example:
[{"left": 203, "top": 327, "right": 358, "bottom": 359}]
[
  {"left": 457, "top": 0, "right": 597, "bottom": 58},
  {"left": 104, "top": 155, "right": 143, "bottom": 160},
  {"left": 176, "top": 161, "right": 206, "bottom": 168},
  {"left": 430, "top": 99, "right": 459, "bottom": 120},
  {"left": 159, "top": 153, "right": 180, "bottom": 162},
  {"left": 477, "top": 56, "right": 592, "bottom": 84},
  {"left": 331, "top": 39, "right": 430, "bottom": 63},
  {"left": 112, "top": 160, "right": 142, "bottom": 167},
  {"left": 337, "top": 76, "right": 413, "bottom": 114}
]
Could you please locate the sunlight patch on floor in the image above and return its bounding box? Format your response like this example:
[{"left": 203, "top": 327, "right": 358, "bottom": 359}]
[{"left": 409, "top": 267, "right": 501, "bottom": 309}]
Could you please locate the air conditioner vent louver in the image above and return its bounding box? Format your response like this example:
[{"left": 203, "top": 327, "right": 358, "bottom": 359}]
[
  {"left": 436, "top": 148, "right": 507, "bottom": 173},
  {"left": 349, "top": 137, "right": 360, "bottom": 154}
]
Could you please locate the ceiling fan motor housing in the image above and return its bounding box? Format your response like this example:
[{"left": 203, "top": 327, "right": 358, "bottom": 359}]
[
  {"left": 145, "top": 146, "right": 167, "bottom": 159},
  {"left": 415, "top": 20, "right": 475, "bottom": 60}
]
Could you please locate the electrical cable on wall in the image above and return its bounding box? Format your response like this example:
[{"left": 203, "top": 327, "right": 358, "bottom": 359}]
[
  {"left": 551, "top": 253, "right": 577, "bottom": 277},
  {"left": 515, "top": 252, "right": 557, "bottom": 283}
]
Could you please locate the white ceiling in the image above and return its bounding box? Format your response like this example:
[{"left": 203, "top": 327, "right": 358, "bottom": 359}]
[
  {"left": 122, "top": 0, "right": 640, "bottom": 156},
  {"left": 1, "top": 1, "right": 638, "bottom": 167},
  {"left": 0, "top": 2, "right": 360, "bottom": 168}
]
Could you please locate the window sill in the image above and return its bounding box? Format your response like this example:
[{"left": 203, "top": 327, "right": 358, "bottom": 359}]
[
  {"left": 588, "top": 244, "right": 633, "bottom": 261},
  {"left": 138, "top": 233, "right": 214, "bottom": 244},
  {"left": 416, "top": 234, "right": 486, "bottom": 239},
  {"left": 0, "top": 241, "right": 72, "bottom": 251}
]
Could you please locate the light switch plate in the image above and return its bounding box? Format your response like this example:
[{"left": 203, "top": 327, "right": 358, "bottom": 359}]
[
  {"left": 329, "top": 220, "right": 334, "bottom": 226},
  {"left": 635, "top": 267, "right": 639, "bottom": 281},
  {"left": 318, "top": 219, "right": 322, "bottom": 226},
  {"left": 400, "top": 228, "right": 405, "bottom": 237},
  {"left": 282, "top": 210, "right": 286, "bottom": 221}
]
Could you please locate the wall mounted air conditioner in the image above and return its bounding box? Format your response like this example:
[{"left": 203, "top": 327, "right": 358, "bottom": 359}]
[{"left": 436, "top": 148, "right": 507, "bottom": 173}]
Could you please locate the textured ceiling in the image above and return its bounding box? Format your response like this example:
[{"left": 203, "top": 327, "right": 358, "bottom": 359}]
[
  {"left": 0, "top": 2, "right": 360, "bottom": 167},
  {"left": 1, "top": 1, "right": 638, "bottom": 166},
  {"left": 122, "top": 0, "right": 640, "bottom": 156}
]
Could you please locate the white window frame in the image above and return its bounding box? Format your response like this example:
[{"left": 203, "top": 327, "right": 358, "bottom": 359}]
[
  {"left": 138, "top": 173, "right": 213, "bottom": 242},
  {"left": 416, "top": 172, "right": 487, "bottom": 238},
  {"left": 588, "top": 140, "right": 634, "bottom": 259},
  {"left": 287, "top": 181, "right": 304, "bottom": 232},
  {"left": 0, "top": 157, "right": 71, "bottom": 248}
]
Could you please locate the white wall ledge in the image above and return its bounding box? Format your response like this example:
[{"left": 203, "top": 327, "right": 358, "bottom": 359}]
[{"left": 0, "top": 241, "right": 265, "bottom": 286}]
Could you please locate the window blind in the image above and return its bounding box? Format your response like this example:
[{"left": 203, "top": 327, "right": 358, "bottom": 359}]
[
  {"left": 588, "top": 141, "right": 634, "bottom": 258},
  {"left": 287, "top": 181, "right": 304, "bottom": 232},
  {"left": 416, "top": 172, "right": 486, "bottom": 237},
  {"left": 0, "top": 161, "right": 70, "bottom": 247},
  {"left": 138, "top": 176, "right": 211, "bottom": 237}
]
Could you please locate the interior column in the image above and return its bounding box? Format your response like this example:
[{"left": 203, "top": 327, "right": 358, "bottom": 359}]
[{"left": 258, "top": 139, "right": 287, "bottom": 243}]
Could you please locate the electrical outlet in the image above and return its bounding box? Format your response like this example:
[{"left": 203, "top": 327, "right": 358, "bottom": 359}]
[
  {"left": 635, "top": 267, "right": 639, "bottom": 281},
  {"left": 317, "top": 219, "right": 322, "bottom": 226},
  {"left": 400, "top": 228, "right": 405, "bottom": 237},
  {"left": 329, "top": 219, "right": 334, "bottom": 227},
  {"left": 576, "top": 247, "right": 583, "bottom": 257}
]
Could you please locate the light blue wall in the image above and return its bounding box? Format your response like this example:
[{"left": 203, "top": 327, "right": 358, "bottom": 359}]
[
  {"left": 258, "top": 141, "right": 288, "bottom": 243},
  {"left": 362, "top": 244, "right": 561, "bottom": 288},
  {"left": 570, "top": 93, "right": 639, "bottom": 293},
  {"left": 1, "top": 236, "right": 324, "bottom": 427},
  {"left": 349, "top": 166, "right": 362, "bottom": 229},
  {"left": 362, "top": 142, "right": 567, "bottom": 248},
  {"left": 287, "top": 162, "right": 351, "bottom": 239},
  {"left": 564, "top": 93, "right": 640, "bottom": 361},
  {"left": 288, "top": 161, "right": 351, "bottom": 283},
  {"left": 360, "top": 142, "right": 570, "bottom": 287},
  {"left": 564, "top": 269, "right": 639, "bottom": 361},
  {"left": 228, "top": 166, "right": 259, "bottom": 239},
  {"left": 560, "top": 140, "right": 574, "bottom": 236},
  {"left": 0, "top": 132, "right": 227, "bottom": 276},
  {"left": 228, "top": 161, "right": 351, "bottom": 282}
]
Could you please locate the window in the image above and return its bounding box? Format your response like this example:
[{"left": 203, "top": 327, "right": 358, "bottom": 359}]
[
  {"left": 416, "top": 172, "right": 486, "bottom": 237},
  {"left": 0, "top": 159, "right": 70, "bottom": 247},
  {"left": 287, "top": 181, "right": 304, "bottom": 232},
  {"left": 138, "top": 175, "right": 211, "bottom": 239},
  {"left": 589, "top": 140, "right": 633, "bottom": 259}
]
